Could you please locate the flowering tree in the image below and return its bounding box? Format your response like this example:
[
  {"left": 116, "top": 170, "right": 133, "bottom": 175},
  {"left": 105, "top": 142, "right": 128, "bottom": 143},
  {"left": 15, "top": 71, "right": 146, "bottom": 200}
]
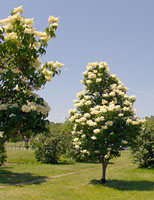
[
  {"left": 0, "top": 6, "right": 63, "bottom": 164},
  {"left": 69, "top": 61, "right": 143, "bottom": 183}
]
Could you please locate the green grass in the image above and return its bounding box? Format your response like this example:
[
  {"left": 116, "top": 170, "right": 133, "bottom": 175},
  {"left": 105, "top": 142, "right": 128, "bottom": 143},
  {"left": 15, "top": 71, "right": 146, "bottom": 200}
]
[
  {"left": 6, "top": 148, "right": 37, "bottom": 164},
  {"left": 0, "top": 149, "right": 154, "bottom": 200},
  {"left": 5, "top": 142, "right": 29, "bottom": 149}
]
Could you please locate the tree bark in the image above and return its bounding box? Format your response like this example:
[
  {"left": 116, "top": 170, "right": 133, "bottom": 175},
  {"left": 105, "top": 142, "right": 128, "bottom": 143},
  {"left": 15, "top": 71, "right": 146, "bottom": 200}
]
[{"left": 101, "top": 158, "right": 107, "bottom": 184}]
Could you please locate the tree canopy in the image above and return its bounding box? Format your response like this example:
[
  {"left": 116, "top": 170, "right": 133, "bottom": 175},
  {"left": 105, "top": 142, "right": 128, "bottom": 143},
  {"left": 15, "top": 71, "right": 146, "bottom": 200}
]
[
  {"left": 0, "top": 6, "right": 63, "bottom": 165},
  {"left": 69, "top": 61, "right": 143, "bottom": 183}
]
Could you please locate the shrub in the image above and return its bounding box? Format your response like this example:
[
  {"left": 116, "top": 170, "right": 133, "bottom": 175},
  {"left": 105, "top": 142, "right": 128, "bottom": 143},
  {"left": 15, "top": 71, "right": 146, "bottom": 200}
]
[
  {"left": 31, "top": 134, "right": 62, "bottom": 163},
  {"left": 131, "top": 116, "right": 154, "bottom": 168},
  {"left": 31, "top": 120, "right": 74, "bottom": 164}
]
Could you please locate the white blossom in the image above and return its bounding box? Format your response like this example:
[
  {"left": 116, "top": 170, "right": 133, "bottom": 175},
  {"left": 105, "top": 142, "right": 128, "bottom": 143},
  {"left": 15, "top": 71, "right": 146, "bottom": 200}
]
[
  {"left": 9, "top": 113, "right": 16, "bottom": 117},
  {"left": 130, "top": 95, "right": 136, "bottom": 101},
  {"left": 54, "top": 61, "right": 64, "bottom": 68},
  {"left": 69, "top": 109, "right": 77, "bottom": 115},
  {"left": 0, "top": 131, "right": 3, "bottom": 138},
  {"left": 105, "top": 121, "right": 113, "bottom": 126},
  {"left": 21, "top": 18, "right": 34, "bottom": 26},
  {"left": 76, "top": 91, "right": 85, "bottom": 99},
  {"left": 80, "top": 149, "right": 88, "bottom": 154},
  {"left": 73, "top": 138, "right": 79, "bottom": 142},
  {"left": 93, "top": 129, "right": 100, "bottom": 134},
  {"left": 91, "top": 135, "right": 97, "bottom": 140},
  {"left": 81, "top": 134, "right": 86, "bottom": 138},
  {"left": 12, "top": 5, "right": 23, "bottom": 14},
  {"left": 102, "top": 99, "right": 108, "bottom": 104},
  {"left": 101, "top": 125, "right": 108, "bottom": 130},
  {"left": 88, "top": 62, "right": 98, "bottom": 67},
  {"left": 84, "top": 113, "right": 91, "bottom": 118},
  {"left": 21, "top": 105, "right": 31, "bottom": 113},
  {"left": 84, "top": 95, "right": 91, "bottom": 100},
  {"left": 48, "top": 16, "right": 59, "bottom": 24},
  {"left": 99, "top": 61, "right": 108, "bottom": 67},
  {"left": 123, "top": 106, "right": 129, "bottom": 112},
  {"left": 0, "top": 104, "right": 8, "bottom": 110},
  {"left": 109, "top": 91, "right": 115, "bottom": 97},
  {"left": 4, "top": 32, "right": 18, "bottom": 40},
  {"left": 4, "top": 23, "right": 13, "bottom": 31},
  {"left": 88, "top": 72, "right": 96, "bottom": 79},
  {"left": 85, "top": 100, "right": 92, "bottom": 106},
  {"left": 86, "top": 80, "right": 92, "bottom": 85},
  {"left": 87, "top": 120, "right": 97, "bottom": 126},
  {"left": 75, "top": 145, "right": 80, "bottom": 149},
  {"left": 96, "top": 78, "right": 102, "bottom": 83}
]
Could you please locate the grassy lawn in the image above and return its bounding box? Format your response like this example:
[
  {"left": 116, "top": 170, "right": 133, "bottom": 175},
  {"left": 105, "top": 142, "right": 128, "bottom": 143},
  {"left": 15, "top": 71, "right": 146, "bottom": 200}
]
[
  {"left": 5, "top": 142, "right": 29, "bottom": 149},
  {"left": 0, "top": 149, "right": 154, "bottom": 200}
]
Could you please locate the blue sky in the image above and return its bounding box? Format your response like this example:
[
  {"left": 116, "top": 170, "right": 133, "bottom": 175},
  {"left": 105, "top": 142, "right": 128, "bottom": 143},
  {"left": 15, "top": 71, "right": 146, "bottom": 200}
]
[{"left": 1, "top": 0, "right": 154, "bottom": 122}]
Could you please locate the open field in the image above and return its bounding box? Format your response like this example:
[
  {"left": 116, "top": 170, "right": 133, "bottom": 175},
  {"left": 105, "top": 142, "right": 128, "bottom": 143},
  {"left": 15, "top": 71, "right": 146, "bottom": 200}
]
[
  {"left": 0, "top": 149, "right": 154, "bottom": 200},
  {"left": 5, "top": 142, "right": 30, "bottom": 150}
]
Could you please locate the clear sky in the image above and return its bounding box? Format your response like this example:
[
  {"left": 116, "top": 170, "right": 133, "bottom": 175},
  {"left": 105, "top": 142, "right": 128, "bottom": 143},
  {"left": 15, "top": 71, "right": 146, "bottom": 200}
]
[{"left": 1, "top": 0, "right": 154, "bottom": 122}]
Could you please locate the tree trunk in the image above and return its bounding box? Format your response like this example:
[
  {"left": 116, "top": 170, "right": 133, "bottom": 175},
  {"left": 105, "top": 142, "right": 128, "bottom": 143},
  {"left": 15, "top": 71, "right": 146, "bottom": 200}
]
[{"left": 101, "top": 158, "right": 107, "bottom": 184}]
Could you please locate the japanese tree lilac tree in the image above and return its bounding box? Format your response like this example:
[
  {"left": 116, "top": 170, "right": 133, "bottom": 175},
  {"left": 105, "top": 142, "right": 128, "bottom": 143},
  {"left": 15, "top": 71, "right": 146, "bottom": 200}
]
[
  {"left": 0, "top": 6, "right": 63, "bottom": 165},
  {"left": 69, "top": 61, "right": 143, "bottom": 184}
]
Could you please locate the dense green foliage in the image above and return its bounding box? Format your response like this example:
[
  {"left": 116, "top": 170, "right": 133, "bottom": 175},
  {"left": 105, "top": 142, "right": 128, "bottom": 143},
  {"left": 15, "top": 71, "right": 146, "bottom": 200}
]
[
  {"left": 31, "top": 120, "right": 74, "bottom": 164},
  {"left": 132, "top": 116, "right": 154, "bottom": 168}
]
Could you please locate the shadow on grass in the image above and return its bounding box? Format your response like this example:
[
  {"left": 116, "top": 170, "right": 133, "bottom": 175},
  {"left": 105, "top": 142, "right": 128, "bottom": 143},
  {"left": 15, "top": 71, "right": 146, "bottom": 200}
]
[
  {"left": 0, "top": 167, "right": 48, "bottom": 186},
  {"left": 90, "top": 179, "right": 154, "bottom": 191}
]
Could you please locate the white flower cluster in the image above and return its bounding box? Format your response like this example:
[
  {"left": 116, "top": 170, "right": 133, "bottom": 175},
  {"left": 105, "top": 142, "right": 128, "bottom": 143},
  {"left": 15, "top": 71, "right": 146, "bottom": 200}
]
[
  {"left": 0, "top": 131, "right": 4, "bottom": 138},
  {"left": 76, "top": 91, "right": 86, "bottom": 99},
  {"left": 42, "top": 61, "right": 64, "bottom": 81},
  {"left": 80, "top": 149, "right": 90, "bottom": 155},
  {"left": 4, "top": 32, "right": 18, "bottom": 41},
  {"left": 0, "top": 6, "right": 34, "bottom": 35},
  {"left": 73, "top": 137, "right": 81, "bottom": 149},
  {"left": 91, "top": 135, "right": 97, "bottom": 140},
  {"left": 12, "top": 6, "right": 23, "bottom": 14},
  {"left": 82, "top": 61, "right": 110, "bottom": 87},
  {"left": 54, "top": 61, "right": 64, "bottom": 69},
  {"left": 93, "top": 129, "right": 100, "bottom": 134},
  {"left": 0, "top": 69, "right": 8, "bottom": 73},
  {"left": 0, "top": 6, "right": 59, "bottom": 43},
  {"left": 0, "top": 100, "right": 50, "bottom": 116},
  {"left": 0, "top": 103, "right": 18, "bottom": 111},
  {"left": 126, "top": 118, "right": 143, "bottom": 125},
  {"left": 21, "top": 101, "right": 50, "bottom": 115},
  {"left": 42, "top": 68, "right": 52, "bottom": 81},
  {"left": 0, "top": 104, "right": 8, "bottom": 110},
  {"left": 0, "top": 12, "right": 21, "bottom": 25},
  {"left": 33, "top": 16, "right": 59, "bottom": 42},
  {"left": 48, "top": 16, "right": 59, "bottom": 30}
]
